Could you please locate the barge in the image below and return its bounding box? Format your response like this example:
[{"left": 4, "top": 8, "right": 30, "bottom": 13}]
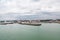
[
  {"left": 0, "top": 23, "right": 7, "bottom": 25},
  {"left": 19, "top": 22, "right": 41, "bottom": 26},
  {"left": 21, "top": 23, "right": 41, "bottom": 26}
]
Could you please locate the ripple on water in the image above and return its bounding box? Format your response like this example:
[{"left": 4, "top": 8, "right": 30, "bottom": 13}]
[{"left": 0, "top": 23, "right": 60, "bottom": 40}]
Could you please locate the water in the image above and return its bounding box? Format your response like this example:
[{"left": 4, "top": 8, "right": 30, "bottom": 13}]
[{"left": 0, "top": 23, "right": 60, "bottom": 40}]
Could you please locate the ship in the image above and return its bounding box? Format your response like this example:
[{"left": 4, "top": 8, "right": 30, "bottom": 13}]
[
  {"left": 21, "top": 23, "right": 41, "bottom": 26},
  {"left": 0, "top": 21, "right": 13, "bottom": 25},
  {"left": 18, "top": 22, "right": 41, "bottom": 26},
  {"left": 0, "top": 23, "right": 7, "bottom": 25}
]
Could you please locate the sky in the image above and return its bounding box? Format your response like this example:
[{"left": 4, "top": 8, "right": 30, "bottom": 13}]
[{"left": 0, "top": 0, "right": 60, "bottom": 20}]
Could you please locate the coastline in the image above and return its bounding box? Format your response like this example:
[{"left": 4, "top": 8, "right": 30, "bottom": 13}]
[{"left": 0, "top": 19, "right": 60, "bottom": 25}]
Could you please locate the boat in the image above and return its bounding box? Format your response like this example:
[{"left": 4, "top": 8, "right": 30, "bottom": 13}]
[
  {"left": 0, "top": 23, "right": 7, "bottom": 25},
  {"left": 0, "top": 21, "right": 14, "bottom": 25},
  {"left": 23, "top": 23, "right": 41, "bottom": 26},
  {"left": 19, "top": 22, "right": 41, "bottom": 26},
  {"left": 4, "top": 22, "right": 13, "bottom": 24},
  {"left": 4, "top": 21, "right": 13, "bottom": 24}
]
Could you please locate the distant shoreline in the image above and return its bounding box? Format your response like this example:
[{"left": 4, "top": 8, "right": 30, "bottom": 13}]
[{"left": 0, "top": 19, "right": 60, "bottom": 25}]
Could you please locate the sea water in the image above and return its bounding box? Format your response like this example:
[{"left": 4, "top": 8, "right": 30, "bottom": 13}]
[{"left": 0, "top": 23, "right": 60, "bottom": 40}]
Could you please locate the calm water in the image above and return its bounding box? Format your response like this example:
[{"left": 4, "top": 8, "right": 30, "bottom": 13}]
[{"left": 0, "top": 23, "right": 60, "bottom": 40}]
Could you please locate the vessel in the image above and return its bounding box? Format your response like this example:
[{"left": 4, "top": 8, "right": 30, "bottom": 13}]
[
  {"left": 0, "top": 23, "right": 7, "bottom": 25},
  {"left": 23, "top": 24, "right": 41, "bottom": 26},
  {"left": 19, "top": 23, "right": 41, "bottom": 26}
]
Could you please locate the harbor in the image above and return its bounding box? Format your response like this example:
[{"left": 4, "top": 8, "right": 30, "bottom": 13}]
[{"left": 0, "top": 19, "right": 60, "bottom": 26}]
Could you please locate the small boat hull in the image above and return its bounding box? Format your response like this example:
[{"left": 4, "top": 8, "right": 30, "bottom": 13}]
[
  {"left": 0, "top": 23, "right": 7, "bottom": 25},
  {"left": 20, "top": 23, "right": 41, "bottom": 26},
  {"left": 27, "top": 24, "right": 41, "bottom": 26}
]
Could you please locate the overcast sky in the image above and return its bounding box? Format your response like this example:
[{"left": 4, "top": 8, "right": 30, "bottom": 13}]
[{"left": 0, "top": 0, "right": 60, "bottom": 20}]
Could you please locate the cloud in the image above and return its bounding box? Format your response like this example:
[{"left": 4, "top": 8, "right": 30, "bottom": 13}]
[
  {"left": 0, "top": 0, "right": 40, "bottom": 14},
  {"left": 0, "top": 0, "right": 60, "bottom": 20},
  {"left": 0, "top": 12, "right": 60, "bottom": 20},
  {"left": 0, "top": 0, "right": 60, "bottom": 14}
]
